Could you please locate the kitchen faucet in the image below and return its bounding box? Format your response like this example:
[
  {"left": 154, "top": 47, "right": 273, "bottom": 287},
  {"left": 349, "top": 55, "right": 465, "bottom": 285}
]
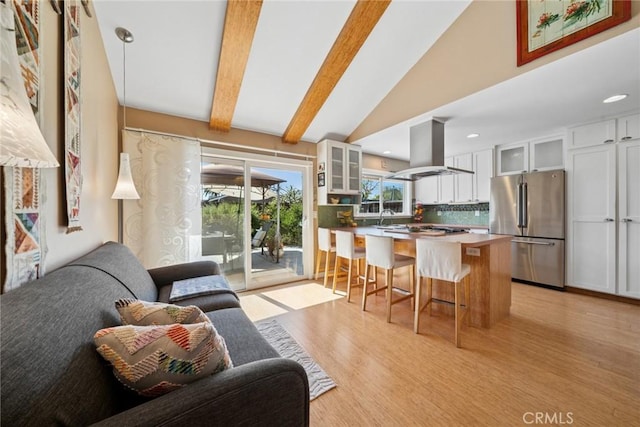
[{"left": 378, "top": 209, "right": 395, "bottom": 225}]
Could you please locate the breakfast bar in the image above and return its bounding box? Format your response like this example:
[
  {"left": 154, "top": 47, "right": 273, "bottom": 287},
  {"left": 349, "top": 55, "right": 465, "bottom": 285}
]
[{"left": 333, "top": 226, "right": 512, "bottom": 328}]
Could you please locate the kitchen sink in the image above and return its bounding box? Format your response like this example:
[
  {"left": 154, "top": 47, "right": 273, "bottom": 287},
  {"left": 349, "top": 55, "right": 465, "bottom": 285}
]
[{"left": 374, "top": 225, "right": 407, "bottom": 230}]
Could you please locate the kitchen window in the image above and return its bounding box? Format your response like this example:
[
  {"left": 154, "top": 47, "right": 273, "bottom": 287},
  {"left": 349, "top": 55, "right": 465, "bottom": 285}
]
[{"left": 357, "top": 170, "right": 412, "bottom": 217}]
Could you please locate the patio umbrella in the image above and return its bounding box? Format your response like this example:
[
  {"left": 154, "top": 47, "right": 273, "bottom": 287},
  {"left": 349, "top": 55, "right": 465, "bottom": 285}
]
[
  {"left": 203, "top": 185, "right": 277, "bottom": 202},
  {"left": 201, "top": 164, "right": 285, "bottom": 187}
]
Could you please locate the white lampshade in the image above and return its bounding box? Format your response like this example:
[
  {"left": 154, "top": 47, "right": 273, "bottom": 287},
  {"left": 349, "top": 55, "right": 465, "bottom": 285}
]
[
  {"left": 0, "top": 3, "right": 59, "bottom": 168},
  {"left": 111, "top": 153, "right": 139, "bottom": 199}
]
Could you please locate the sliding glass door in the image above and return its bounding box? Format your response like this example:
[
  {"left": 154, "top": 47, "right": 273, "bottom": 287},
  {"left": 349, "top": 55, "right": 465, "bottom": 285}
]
[
  {"left": 201, "top": 158, "right": 247, "bottom": 290},
  {"left": 200, "top": 149, "right": 313, "bottom": 291},
  {"left": 248, "top": 165, "right": 305, "bottom": 288}
]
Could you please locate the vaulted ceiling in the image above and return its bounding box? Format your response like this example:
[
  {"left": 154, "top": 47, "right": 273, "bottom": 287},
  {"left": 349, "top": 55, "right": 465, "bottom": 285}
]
[
  {"left": 94, "top": 0, "right": 471, "bottom": 143},
  {"left": 94, "top": 0, "right": 639, "bottom": 159}
]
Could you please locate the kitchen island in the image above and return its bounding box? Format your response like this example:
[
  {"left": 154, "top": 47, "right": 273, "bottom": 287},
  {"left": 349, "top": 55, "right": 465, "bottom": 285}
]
[{"left": 333, "top": 226, "right": 512, "bottom": 328}]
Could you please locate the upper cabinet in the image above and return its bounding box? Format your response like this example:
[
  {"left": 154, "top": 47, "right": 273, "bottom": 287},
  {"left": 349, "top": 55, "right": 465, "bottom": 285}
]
[
  {"left": 440, "top": 157, "right": 455, "bottom": 203},
  {"left": 414, "top": 175, "right": 440, "bottom": 205},
  {"left": 317, "top": 139, "right": 362, "bottom": 205},
  {"left": 414, "top": 148, "right": 493, "bottom": 204},
  {"left": 530, "top": 138, "right": 563, "bottom": 172},
  {"left": 617, "top": 113, "right": 640, "bottom": 142},
  {"left": 473, "top": 149, "right": 494, "bottom": 202},
  {"left": 568, "top": 119, "right": 616, "bottom": 149},
  {"left": 454, "top": 153, "right": 473, "bottom": 202},
  {"left": 497, "top": 137, "right": 563, "bottom": 176},
  {"left": 496, "top": 142, "right": 529, "bottom": 175}
]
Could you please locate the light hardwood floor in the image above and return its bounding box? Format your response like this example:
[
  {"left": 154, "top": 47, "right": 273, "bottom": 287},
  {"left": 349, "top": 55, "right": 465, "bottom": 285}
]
[{"left": 239, "top": 281, "right": 640, "bottom": 426}]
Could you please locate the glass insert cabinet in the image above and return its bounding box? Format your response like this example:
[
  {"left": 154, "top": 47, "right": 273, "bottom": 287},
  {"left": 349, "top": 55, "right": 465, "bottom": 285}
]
[{"left": 317, "top": 139, "right": 362, "bottom": 205}]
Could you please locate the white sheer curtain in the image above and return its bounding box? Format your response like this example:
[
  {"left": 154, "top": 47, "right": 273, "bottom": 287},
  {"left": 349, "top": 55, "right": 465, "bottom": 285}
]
[{"left": 122, "top": 130, "right": 202, "bottom": 268}]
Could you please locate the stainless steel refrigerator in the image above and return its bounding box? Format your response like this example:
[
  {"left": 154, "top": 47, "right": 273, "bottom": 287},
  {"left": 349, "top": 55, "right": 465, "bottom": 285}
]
[{"left": 489, "top": 170, "right": 565, "bottom": 288}]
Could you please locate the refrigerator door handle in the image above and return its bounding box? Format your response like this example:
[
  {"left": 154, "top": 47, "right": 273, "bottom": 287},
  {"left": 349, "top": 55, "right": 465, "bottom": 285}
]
[
  {"left": 517, "top": 183, "right": 523, "bottom": 228},
  {"left": 521, "top": 182, "right": 528, "bottom": 229},
  {"left": 512, "top": 239, "right": 555, "bottom": 246}
]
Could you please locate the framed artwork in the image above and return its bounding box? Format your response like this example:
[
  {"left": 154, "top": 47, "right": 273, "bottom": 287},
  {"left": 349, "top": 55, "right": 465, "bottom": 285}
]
[
  {"left": 318, "top": 162, "right": 325, "bottom": 172},
  {"left": 516, "top": 0, "right": 631, "bottom": 66},
  {"left": 317, "top": 172, "right": 325, "bottom": 187}
]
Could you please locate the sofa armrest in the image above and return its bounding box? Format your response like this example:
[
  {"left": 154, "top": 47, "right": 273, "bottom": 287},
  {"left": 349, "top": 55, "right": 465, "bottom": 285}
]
[
  {"left": 91, "top": 358, "right": 310, "bottom": 427},
  {"left": 147, "top": 261, "right": 221, "bottom": 290}
]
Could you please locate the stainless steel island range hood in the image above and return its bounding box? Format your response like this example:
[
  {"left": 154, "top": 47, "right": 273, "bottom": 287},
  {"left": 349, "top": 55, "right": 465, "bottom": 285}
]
[{"left": 385, "top": 119, "right": 473, "bottom": 181}]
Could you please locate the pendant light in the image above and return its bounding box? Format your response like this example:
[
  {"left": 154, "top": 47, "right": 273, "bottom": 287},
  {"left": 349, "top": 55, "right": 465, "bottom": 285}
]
[
  {"left": 111, "top": 27, "right": 139, "bottom": 199},
  {"left": 0, "top": 3, "right": 59, "bottom": 168}
]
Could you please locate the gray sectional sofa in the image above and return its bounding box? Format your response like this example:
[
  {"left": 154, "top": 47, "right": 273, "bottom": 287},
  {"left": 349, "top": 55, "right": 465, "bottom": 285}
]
[{"left": 1, "top": 241, "right": 309, "bottom": 426}]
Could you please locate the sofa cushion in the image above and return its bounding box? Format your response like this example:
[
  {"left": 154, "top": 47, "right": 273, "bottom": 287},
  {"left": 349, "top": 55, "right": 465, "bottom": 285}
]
[
  {"left": 68, "top": 241, "right": 158, "bottom": 302},
  {"left": 206, "top": 307, "right": 280, "bottom": 366},
  {"left": 94, "top": 322, "right": 232, "bottom": 397},
  {"left": 116, "top": 299, "right": 209, "bottom": 325}
]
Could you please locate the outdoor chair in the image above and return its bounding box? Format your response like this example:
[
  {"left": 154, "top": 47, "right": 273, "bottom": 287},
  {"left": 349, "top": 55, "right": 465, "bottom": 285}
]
[
  {"left": 202, "top": 231, "right": 228, "bottom": 265},
  {"left": 251, "top": 221, "right": 272, "bottom": 254}
]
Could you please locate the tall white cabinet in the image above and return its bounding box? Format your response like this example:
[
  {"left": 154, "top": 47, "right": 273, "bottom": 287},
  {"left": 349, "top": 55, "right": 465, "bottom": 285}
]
[
  {"left": 618, "top": 140, "right": 640, "bottom": 298},
  {"left": 567, "top": 114, "right": 640, "bottom": 298},
  {"left": 567, "top": 144, "right": 617, "bottom": 294}
]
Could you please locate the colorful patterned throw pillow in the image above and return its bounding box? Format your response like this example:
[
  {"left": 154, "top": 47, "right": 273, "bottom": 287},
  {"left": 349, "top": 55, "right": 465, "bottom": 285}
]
[
  {"left": 94, "top": 322, "right": 233, "bottom": 397},
  {"left": 116, "top": 299, "right": 209, "bottom": 326}
]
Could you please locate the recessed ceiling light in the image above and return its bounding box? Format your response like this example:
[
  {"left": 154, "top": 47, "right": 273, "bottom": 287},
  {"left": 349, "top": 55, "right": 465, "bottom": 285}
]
[
  {"left": 467, "top": 133, "right": 480, "bottom": 138},
  {"left": 603, "top": 94, "right": 627, "bottom": 103},
  {"left": 383, "top": 150, "right": 391, "bottom": 154}
]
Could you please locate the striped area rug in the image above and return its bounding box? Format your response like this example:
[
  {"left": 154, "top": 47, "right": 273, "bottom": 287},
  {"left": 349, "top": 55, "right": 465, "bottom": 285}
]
[{"left": 255, "top": 319, "right": 336, "bottom": 401}]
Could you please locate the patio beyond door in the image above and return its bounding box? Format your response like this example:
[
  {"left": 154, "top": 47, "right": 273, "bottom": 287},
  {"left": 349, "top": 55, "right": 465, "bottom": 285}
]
[{"left": 200, "top": 156, "right": 309, "bottom": 291}]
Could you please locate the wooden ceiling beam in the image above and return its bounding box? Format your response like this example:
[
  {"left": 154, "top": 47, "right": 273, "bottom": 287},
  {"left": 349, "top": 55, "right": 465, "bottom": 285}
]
[
  {"left": 282, "top": 0, "right": 391, "bottom": 144},
  {"left": 209, "top": 0, "right": 263, "bottom": 132}
]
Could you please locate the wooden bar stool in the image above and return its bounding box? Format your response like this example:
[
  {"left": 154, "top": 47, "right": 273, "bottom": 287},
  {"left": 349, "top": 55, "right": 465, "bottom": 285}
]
[
  {"left": 314, "top": 227, "right": 336, "bottom": 288},
  {"left": 414, "top": 238, "right": 471, "bottom": 348},
  {"left": 332, "top": 230, "right": 366, "bottom": 302},
  {"left": 362, "top": 234, "right": 415, "bottom": 323}
]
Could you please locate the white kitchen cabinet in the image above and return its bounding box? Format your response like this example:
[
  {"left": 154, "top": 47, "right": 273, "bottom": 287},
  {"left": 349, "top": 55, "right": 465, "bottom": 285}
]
[
  {"left": 415, "top": 149, "right": 493, "bottom": 204},
  {"left": 496, "top": 142, "right": 529, "bottom": 175},
  {"left": 530, "top": 138, "right": 563, "bottom": 172},
  {"left": 618, "top": 140, "right": 640, "bottom": 298},
  {"left": 567, "top": 144, "right": 618, "bottom": 295},
  {"left": 617, "top": 113, "right": 640, "bottom": 142},
  {"left": 440, "top": 157, "right": 455, "bottom": 203},
  {"left": 473, "top": 149, "right": 493, "bottom": 202},
  {"left": 346, "top": 146, "right": 361, "bottom": 193},
  {"left": 317, "top": 139, "right": 361, "bottom": 205},
  {"left": 497, "top": 138, "right": 564, "bottom": 176},
  {"left": 454, "top": 153, "right": 473, "bottom": 202},
  {"left": 568, "top": 119, "right": 616, "bottom": 149},
  {"left": 414, "top": 176, "right": 440, "bottom": 205}
]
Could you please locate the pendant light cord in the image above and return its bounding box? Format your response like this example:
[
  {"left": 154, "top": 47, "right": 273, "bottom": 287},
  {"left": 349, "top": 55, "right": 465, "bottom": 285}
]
[{"left": 122, "top": 37, "right": 127, "bottom": 128}]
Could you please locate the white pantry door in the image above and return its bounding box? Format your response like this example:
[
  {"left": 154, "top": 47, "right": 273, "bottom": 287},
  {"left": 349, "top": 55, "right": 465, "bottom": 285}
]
[
  {"left": 567, "top": 144, "right": 617, "bottom": 293},
  {"left": 618, "top": 140, "right": 640, "bottom": 298}
]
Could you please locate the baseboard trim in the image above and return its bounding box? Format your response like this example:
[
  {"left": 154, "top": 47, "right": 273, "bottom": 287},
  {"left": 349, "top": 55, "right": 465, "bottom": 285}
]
[{"left": 565, "top": 287, "right": 640, "bottom": 306}]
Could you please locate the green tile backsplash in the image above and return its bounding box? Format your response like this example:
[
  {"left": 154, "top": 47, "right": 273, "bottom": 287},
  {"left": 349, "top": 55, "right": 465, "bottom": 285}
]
[{"left": 423, "top": 203, "right": 490, "bottom": 226}]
